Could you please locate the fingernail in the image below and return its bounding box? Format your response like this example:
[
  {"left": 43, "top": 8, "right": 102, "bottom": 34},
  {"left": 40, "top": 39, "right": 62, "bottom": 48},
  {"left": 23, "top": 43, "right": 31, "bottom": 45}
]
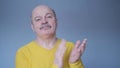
[{"left": 84, "top": 38, "right": 87, "bottom": 41}]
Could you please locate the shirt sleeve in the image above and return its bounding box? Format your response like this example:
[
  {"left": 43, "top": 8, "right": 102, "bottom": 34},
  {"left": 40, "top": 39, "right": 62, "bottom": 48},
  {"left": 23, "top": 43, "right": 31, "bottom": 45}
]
[
  {"left": 69, "top": 59, "right": 84, "bottom": 68},
  {"left": 15, "top": 50, "right": 31, "bottom": 68},
  {"left": 50, "top": 64, "right": 58, "bottom": 68}
]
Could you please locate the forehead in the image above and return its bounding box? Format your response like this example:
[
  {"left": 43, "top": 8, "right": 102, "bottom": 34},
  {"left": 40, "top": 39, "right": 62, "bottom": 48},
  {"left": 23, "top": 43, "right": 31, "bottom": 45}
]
[{"left": 32, "top": 5, "right": 53, "bottom": 17}]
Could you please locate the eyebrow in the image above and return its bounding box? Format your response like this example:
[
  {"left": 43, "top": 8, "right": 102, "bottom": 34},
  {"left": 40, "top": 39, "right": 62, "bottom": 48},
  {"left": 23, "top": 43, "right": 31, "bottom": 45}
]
[
  {"left": 34, "top": 12, "right": 54, "bottom": 19},
  {"left": 34, "top": 16, "right": 41, "bottom": 18},
  {"left": 46, "top": 13, "right": 53, "bottom": 16}
]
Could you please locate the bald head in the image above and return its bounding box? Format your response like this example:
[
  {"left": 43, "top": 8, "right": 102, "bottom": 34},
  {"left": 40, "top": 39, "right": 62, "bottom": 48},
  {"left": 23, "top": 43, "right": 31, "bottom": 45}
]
[
  {"left": 31, "top": 5, "right": 56, "bottom": 21},
  {"left": 32, "top": 5, "right": 52, "bottom": 13}
]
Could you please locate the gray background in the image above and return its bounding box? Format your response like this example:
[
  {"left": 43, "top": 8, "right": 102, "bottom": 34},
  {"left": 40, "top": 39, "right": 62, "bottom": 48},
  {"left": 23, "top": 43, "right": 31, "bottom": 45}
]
[{"left": 0, "top": 0, "right": 120, "bottom": 68}]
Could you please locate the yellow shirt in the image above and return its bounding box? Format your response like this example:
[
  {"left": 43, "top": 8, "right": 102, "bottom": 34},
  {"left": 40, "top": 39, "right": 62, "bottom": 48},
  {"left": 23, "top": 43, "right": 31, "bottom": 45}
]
[{"left": 15, "top": 39, "right": 84, "bottom": 68}]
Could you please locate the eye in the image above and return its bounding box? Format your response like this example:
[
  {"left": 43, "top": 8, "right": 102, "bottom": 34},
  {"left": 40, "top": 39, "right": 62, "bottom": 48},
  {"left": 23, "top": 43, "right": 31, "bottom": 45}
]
[
  {"left": 35, "top": 18, "right": 41, "bottom": 21},
  {"left": 46, "top": 15, "right": 53, "bottom": 18}
]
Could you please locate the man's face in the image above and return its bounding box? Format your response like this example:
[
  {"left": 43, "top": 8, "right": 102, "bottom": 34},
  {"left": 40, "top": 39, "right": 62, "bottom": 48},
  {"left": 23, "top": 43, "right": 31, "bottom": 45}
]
[{"left": 31, "top": 6, "right": 57, "bottom": 38}]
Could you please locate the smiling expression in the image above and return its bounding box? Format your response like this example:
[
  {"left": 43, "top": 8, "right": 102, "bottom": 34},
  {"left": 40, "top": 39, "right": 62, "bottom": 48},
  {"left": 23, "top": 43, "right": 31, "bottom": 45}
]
[{"left": 31, "top": 5, "right": 57, "bottom": 38}]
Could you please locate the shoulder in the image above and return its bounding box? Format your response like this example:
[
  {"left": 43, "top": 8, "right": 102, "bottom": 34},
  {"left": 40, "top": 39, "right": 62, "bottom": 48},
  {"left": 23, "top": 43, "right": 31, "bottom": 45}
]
[
  {"left": 63, "top": 40, "right": 75, "bottom": 56},
  {"left": 66, "top": 41, "right": 74, "bottom": 48},
  {"left": 65, "top": 40, "right": 75, "bottom": 51},
  {"left": 58, "top": 38, "right": 75, "bottom": 52},
  {"left": 58, "top": 38, "right": 74, "bottom": 49},
  {"left": 16, "top": 41, "right": 34, "bottom": 54}
]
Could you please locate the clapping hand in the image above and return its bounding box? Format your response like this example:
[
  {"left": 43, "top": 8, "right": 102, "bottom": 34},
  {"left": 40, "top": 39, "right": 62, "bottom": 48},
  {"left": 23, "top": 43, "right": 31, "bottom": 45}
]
[
  {"left": 54, "top": 39, "right": 66, "bottom": 68},
  {"left": 69, "top": 39, "right": 87, "bottom": 63}
]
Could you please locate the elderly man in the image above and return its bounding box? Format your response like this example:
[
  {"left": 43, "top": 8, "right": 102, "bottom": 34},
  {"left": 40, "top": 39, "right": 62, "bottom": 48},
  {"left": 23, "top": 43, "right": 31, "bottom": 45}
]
[{"left": 16, "top": 5, "right": 87, "bottom": 68}]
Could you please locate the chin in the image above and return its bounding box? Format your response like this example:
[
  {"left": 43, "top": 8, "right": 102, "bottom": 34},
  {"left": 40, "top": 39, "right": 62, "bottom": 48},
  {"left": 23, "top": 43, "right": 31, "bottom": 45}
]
[
  {"left": 42, "top": 33, "right": 55, "bottom": 39},
  {"left": 37, "top": 29, "right": 56, "bottom": 38},
  {"left": 44, "top": 32, "right": 55, "bottom": 36}
]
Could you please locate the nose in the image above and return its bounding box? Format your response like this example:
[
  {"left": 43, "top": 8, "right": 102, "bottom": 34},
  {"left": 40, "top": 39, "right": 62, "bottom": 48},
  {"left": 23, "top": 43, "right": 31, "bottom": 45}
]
[{"left": 42, "top": 18, "right": 48, "bottom": 24}]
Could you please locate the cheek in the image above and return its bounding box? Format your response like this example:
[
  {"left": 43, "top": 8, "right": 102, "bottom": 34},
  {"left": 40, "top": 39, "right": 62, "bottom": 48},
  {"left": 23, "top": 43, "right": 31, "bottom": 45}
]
[
  {"left": 33, "top": 21, "right": 41, "bottom": 27},
  {"left": 51, "top": 22, "right": 57, "bottom": 30},
  {"left": 50, "top": 20, "right": 57, "bottom": 27},
  {"left": 32, "top": 24, "right": 41, "bottom": 31}
]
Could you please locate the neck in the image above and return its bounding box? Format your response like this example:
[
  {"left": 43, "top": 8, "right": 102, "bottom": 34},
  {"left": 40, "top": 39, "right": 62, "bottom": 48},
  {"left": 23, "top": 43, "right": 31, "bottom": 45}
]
[{"left": 35, "top": 35, "right": 57, "bottom": 49}]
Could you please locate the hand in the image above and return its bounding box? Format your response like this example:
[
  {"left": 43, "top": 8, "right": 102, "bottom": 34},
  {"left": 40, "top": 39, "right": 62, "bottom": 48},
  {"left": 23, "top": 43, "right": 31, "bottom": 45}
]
[
  {"left": 69, "top": 38, "right": 87, "bottom": 63},
  {"left": 54, "top": 39, "right": 66, "bottom": 68}
]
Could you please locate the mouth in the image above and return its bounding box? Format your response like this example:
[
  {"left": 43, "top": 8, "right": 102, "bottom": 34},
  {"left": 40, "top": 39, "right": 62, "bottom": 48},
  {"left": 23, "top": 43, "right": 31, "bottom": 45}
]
[{"left": 39, "top": 24, "right": 51, "bottom": 30}]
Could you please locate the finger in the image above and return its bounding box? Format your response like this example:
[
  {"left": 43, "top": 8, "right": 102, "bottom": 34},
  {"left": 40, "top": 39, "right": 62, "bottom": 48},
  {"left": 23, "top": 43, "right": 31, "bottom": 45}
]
[
  {"left": 59, "top": 39, "right": 66, "bottom": 48},
  {"left": 58, "top": 40, "right": 67, "bottom": 57},
  {"left": 81, "top": 38, "right": 87, "bottom": 47},
  {"left": 58, "top": 39, "right": 66, "bottom": 53},
  {"left": 78, "top": 38, "right": 87, "bottom": 52},
  {"left": 74, "top": 40, "right": 81, "bottom": 48},
  {"left": 57, "top": 39, "right": 66, "bottom": 52},
  {"left": 61, "top": 47, "right": 66, "bottom": 55},
  {"left": 56, "top": 46, "right": 66, "bottom": 57},
  {"left": 61, "top": 39, "right": 67, "bottom": 53}
]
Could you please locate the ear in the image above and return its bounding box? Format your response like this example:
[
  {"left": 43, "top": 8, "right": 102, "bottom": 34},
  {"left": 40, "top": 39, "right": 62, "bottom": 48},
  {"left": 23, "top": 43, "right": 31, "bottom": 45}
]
[
  {"left": 31, "top": 23, "right": 35, "bottom": 32},
  {"left": 55, "top": 19, "right": 58, "bottom": 28}
]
